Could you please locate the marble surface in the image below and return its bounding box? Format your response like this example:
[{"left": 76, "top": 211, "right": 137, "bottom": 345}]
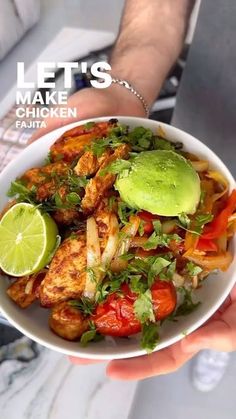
[{"left": 0, "top": 335, "right": 137, "bottom": 419}]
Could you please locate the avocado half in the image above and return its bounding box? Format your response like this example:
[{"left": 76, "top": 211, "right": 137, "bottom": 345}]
[{"left": 115, "top": 150, "right": 201, "bottom": 216}]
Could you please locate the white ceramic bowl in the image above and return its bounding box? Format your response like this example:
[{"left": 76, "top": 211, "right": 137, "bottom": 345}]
[{"left": 0, "top": 116, "right": 235, "bottom": 360}]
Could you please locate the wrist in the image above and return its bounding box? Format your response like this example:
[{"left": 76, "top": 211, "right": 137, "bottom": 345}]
[{"left": 105, "top": 82, "right": 147, "bottom": 117}]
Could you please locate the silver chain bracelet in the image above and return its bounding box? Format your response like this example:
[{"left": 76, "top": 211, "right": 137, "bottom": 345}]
[{"left": 111, "top": 78, "right": 150, "bottom": 117}]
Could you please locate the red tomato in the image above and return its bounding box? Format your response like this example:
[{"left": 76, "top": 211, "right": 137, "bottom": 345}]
[
  {"left": 93, "top": 284, "right": 141, "bottom": 337},
  {"left": 151, "top": 280, "right": 177, "bottom": 320},
  {"left": 93, "top": 281, "right": 177, "bottom": 337},
  {"left": 196, "top": 238, "right": 218, "bottom": 252},
  {"left": 138, "top": 210, "right": 160, "bottom": 235},
  {"left": 202, "top": 189, "right": 236, "bottom": 239}
]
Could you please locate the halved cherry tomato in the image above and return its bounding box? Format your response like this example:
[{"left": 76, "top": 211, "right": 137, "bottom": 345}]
[
  {"left": 138, "top": 210, "right": 159, "bottom": 235},
  {"left": 93, "top": 284, "right": 141, "bottom": 337},
  {"left": 202, "top": 189, "right": 236, "bottom": 239},
  {"left": 93, "top": 281, "right": 177, "bottom": 337},
  {"left": 196, "top": 238, "right": 218, "bottom": 252},
  {"left": 151, "top": 280, "right": 177, "bottom": 320}
]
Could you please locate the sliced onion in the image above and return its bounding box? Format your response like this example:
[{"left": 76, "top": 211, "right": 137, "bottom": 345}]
[
  {"left": 216, "top": 233, "right": 227, "bottom": 252},
  {"left": 192, "top": 275, "right": 199, "bottom": 289},
  {"left": 24, "top": 276, "right": 33, "bottom": 295},
  {"left": 115, "top": 215, "right": 140, "bottom": 257},
  {"left": 101, "top": 214, "right": 119, "bottom": 267},
  {"left": 228, "top": 213, "right": 236, "bottom": 223},
  {"left": 172, "top": 272, "right": 185, "bottom": 287},
  {"left": 184, "top": 250, "right": 233, "bottom": 272},
  {"left": 130, "top": 236, "right": 148, "bottom": 248},
  {"left": 84, "top": 217, "right": 101, "bottom": 299},
  {"left": 206, "top": 170, "right": 229, "bottom": 202},
  {"left": 191, "top": 160, "right": 209, "bottom": 172}
]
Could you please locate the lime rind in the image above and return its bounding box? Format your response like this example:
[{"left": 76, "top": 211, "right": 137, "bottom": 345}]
[{"left": 0, "top": 203, "right": 59, "bottom": 277}]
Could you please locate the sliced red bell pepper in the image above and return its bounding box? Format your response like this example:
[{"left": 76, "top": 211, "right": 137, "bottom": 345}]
[
  {"left": 196, "top": 238, "right": 218, "bottom": 252},
  {"left": 202, "top": 189, "right": 236, "bottom": 239}
]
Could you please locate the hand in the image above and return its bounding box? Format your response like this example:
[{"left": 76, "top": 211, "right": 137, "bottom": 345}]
[
  {"left": 30, "top": 85, "right": 146, "bottom": 142},
  {"left": 70, "top": 285, "right": 236, "bottom": 380}
]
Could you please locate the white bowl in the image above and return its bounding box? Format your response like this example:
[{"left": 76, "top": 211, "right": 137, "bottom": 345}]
[{"left": 0, "top": 116, "right": 235, "bottom": 360}]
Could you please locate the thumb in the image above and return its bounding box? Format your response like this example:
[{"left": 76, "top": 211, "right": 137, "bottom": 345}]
[{"left": 29, "top": 112, "right": 78, "bottom": 143}]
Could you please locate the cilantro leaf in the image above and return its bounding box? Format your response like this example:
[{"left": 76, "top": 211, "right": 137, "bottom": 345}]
[
  {"left": 153, "top": 219, "right": 162, "bottom": 234},
  {"left": 99, "top": 159, "right": 131, "bottom": 177},
  {"left": 130, "top": 275, "right": 147, "bottom": 294},
  {"left": 186, "top": 262, "right": 203, "bottom": 277},
  {"left": 66, "top": 192, "right": 81, "bottom": 204},
  {"left": 178, "top": 212, "right": 191, "bottom": 229},
  {"left": 80, "top": 329, "right": 103, "bottom": 346},
  {"left": 134, "top": 289, "right": 155, "bottom": 323},
  {"left": 84, "top": 121, "right": 95, "bottom": 129},
  {"left": 144, "top": 232, "right": 182, "bottom": 250},
  {"left": 141, "top": 322, "right": 159, "bottom": 353},
  {"left": 69, "top": 297, "right": 95, "bottom": 316},
  {"left": 148, "top": 257, "right": 171, "bottom": 286},
  {"left": 118, "top": 201, "right": 137, "bottom": 225}
]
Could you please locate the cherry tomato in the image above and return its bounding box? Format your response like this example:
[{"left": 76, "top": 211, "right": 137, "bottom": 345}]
[
  {"left": 151, "top": 280, "right": 177, "bottom": 320},
  {"left": 196, "top": 238, "right": 218, "bottom": 252},
  {"left": 93, "top": 281, "right": 177, "bottom": 337},
  {"left": 138, "top": 210, "right": 160, "bottom": 235},
  {"left": 93, "top": 284, "right": 141, "bottom": 337}
]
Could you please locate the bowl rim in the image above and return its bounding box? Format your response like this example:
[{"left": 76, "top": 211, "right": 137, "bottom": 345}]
[{"left": 0, "top": 115, "right": 235, "bottom": 360}]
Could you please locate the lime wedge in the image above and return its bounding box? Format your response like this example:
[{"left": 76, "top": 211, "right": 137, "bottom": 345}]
[{"left": 0, "top": 203, "right": 58, "bottom": 277}]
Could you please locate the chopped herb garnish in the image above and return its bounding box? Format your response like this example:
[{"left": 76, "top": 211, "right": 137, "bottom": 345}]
[
  {"left": 134, "top": 289, "right": 155, "bottom": 323},
  {"left": 80, "top": 322, "right": 104, "bottom": 346},
  {"left": 130, "top": 275, "right": 147, "bottom": 294},
  {"left": 148, "top": 257, "right": 171, "bottom": 286},
  {"left": 194, "top": 213, "right": 213, "bottom": 234},
  {"left": 44, "top": 151, "right": 52, "bottom": 165},
  {"left": 141, "top": 322, "right": 159, "bottom": 353},
  {"left": 178, "top": 212, "right": 191, "bottom": 229},
  {"left": 99, "top": 159, "right": 131, "bottom": 177},
  {"left": 138, "top": 219, "right": 145, "bottom": 236},
  {"left": 118, "top": 201, "right": 137, "bottom": 225},
  {"left": 144, "top": 231, "right": 182, "bottom": 250},
  {"left": 153, "top": 219, "right": 162, "bottom": 234},
  {"left": 84, "top": 121, "right": 95, "bottom": 129},
  {"left": 186, "top": 261, "right": 203, "bottom": 277},
  {"left": 66, "top": 192, "right": 81, "bottom": 205},
  {"left": 7, "top": 180, "right": 37, "bottom": 204},
  {"left": 69, "top": 297, "right": 95, "bottom": 316}
]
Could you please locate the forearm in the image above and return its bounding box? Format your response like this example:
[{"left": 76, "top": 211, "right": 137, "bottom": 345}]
[{"left": 110, "top": 0, "right": 195, "bottom": 107}]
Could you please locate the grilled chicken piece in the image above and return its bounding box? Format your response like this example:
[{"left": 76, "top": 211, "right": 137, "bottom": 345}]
[
  {"left": 21, "top": 161, "right": 69, "bottom": 201},
  {"left": 50, "top": 121, "right": 115, "bottom": 163},
  {"left": 7, "top": 271, "right": 46, "bottom": 308},
  {"left": 52, "top": 208, "right": 80, "bottom": 226},
  {"left": 74, "top": 149, "right": 112, "bottom": 177},
  {"left": 49, "top": 301, "right": 88, "bottom": 341},
  {"left": 39, "top": 234, "right": 87, "bottom": 307},
  {"left": 81, "top": 144, "right": 131, "bottom": 214}
]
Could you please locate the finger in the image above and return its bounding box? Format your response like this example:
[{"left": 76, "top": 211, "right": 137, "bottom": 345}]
[
  {"left": 29, "top": 114, "right": 79, "bottom": 143},
  {"left": 69, "top": 356, "right": 104, "bottom": 365},
  {"left": 106, "top": 342, "right": 197, "bottom": 381},
  {"left": 230, "top": 284, "right": 236, "bottom": 301},
  {"left": 182, "top": 319, "right": 235, "bottom": 353}
]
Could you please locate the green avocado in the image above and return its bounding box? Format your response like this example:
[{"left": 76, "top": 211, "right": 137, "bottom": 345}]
[{"left": 115, "top": 150, "right": 201, "bottom": 216}]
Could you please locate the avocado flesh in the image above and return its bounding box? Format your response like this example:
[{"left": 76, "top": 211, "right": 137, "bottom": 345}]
[{"left": 115, "top": 150, "right": 201, "bottom": 216}]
